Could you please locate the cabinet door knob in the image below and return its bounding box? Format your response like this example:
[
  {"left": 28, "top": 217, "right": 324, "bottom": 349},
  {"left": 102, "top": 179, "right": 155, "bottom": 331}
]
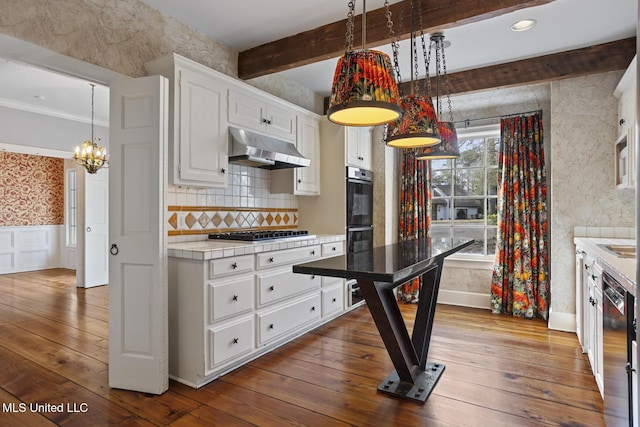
[
  {"left": 310, "top": 275, "right": 315, "bottom": 280},
  {"left": 232, "top": 338, "right": 239, "bottom": 344},
  {"left": 311, "top": 306, "right": 316, "bottom": 311},
  {"left": 262, "top": 118, "right": 268, "bottom": 124},
  {"left": 311, "top": 250, "right": 315, "bottom": 256},
  {"left": 269, "top": 324, "right": 274, "bottom": 330},
  {"left": 220, "top": 168, "right": 226, "bottom": 174},
  {"left": 232, "top": 295, "right": 238, "bottom": 301},
  {"left": 332, "top": 247, "right": 336, "bottom": 251},
  {"left": 269, "top": 285, "right": 275, "bottom": 291},
  {"left": 268, "top": 257, "right": 274, "bottom": 263},
  {"left": 620, "top": 118, "right": 626, "bottom": 126},
  {"left": 332, "top": 298, "right": 337, "bottom": 303},
  {"left": 298, "top": 179, "right": 302, "bottom": 183},
  {"left": 231, "top": 262, "right": 238, "bottom": 269}
]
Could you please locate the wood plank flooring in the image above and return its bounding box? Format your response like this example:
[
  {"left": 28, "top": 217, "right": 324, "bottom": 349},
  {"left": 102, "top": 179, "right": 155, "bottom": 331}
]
[{"left": 0, "top": 269, "right": 604, "bottom": 426}]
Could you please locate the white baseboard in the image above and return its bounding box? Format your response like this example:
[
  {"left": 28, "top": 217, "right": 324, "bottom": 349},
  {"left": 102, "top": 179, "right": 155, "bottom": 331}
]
[
  {"left": 548, "top": 310, "right": 576, "bottom": 333},
  {"left": 437, "top": 289, "right": 490, "bottom": 310}
]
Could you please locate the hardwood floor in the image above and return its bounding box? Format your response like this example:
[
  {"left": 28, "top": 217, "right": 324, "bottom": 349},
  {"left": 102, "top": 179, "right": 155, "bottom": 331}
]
[{"left": 0, "top": 268, "right": 604, "bottom": 426}]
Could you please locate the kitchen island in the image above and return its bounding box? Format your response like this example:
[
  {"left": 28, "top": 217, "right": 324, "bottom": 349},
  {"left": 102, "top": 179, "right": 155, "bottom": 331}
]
[{"left": 293, "top": 237, "right": 474, "bottom": 403}]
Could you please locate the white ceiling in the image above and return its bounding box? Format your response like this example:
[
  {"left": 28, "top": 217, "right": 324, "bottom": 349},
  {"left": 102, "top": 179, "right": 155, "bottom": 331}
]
[{"left": 0, "top": 0, "right": 636, "bottom": 126}]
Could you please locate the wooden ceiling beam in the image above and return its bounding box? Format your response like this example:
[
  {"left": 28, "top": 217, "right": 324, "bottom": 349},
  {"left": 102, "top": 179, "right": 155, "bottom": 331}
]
[
  {"left": 238, "top": 0, "right": 555, "bottom": 80},
  {"left": 400, "top": 37, "right": 636, "bottom": 96}
]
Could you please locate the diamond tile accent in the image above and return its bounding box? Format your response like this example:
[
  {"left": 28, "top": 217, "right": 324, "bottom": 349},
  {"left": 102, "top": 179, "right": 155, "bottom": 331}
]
[
  {"left": 283, "top": 213, "right": 290, "bottom": 224},
  {"left": 224, "top": 213, "right": 235, "bottom": 227},
  {"left": 211, "top": 213, "right": 222, "bottom": 227},
  {"left": 275, "top": 213, "right": 282, "bottom": 224},
  {"left": 257, "top": 213, "right": 265, "bottom": 226},
  {"left": 168, "top": 213, "right": 178, "bottom": 229},
  {"left": 235, "top": 213, "right": 245, "bottom": 226},
  {"left": 198, "top": 213, "right": 210, "bottom": 228},
  {"left": 266, "top": 213, "right": 274, "bottom": 225},
  {"left": 185, "top": 213, "right": 197, "bottom": 229}
]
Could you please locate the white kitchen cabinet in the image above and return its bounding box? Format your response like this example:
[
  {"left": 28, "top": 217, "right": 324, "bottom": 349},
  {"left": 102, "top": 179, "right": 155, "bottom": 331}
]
[
  {"left": 632, "top": 339, "right": 638, "bottom": 427},
  {"left": 586, "top": 260, "right": 604, "bottom": 397},
  {"left": 228, "top": 88, "right": 297, "bottom": 142},
  {"left": 271, "top": 113, "right": 321, "bottom": 195},
  {"left": 575, "top": 248, "right": 587, "bottom": 351},
  {"left": 167, "top": 236, "right": 345, "bottom": 388},
  {"left": 346, "top": 126, "right": 373, "bottom": 170},
  {"left": 145, "top": 54, "right": 228, "bottom": 188},
  {"left": 614, "top": 55, "right": 636, "bottom": 189}
]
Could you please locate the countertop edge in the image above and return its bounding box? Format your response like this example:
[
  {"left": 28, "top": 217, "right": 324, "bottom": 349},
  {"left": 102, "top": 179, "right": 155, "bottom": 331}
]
[{"left": 574, "top": 237, "right": 636, "bottom": 296}]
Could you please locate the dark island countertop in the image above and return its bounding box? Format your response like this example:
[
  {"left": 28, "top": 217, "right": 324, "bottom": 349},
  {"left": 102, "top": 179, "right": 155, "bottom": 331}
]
[{"left": 293, "top": 237, "right": 474, "bottom": 285}]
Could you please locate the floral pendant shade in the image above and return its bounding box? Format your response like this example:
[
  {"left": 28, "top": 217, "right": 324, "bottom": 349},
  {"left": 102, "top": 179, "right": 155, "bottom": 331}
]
[
  {"left": 416, "top": 121, "right": 460, "bottom": 159},
  {"left": 385, "top": 94, "right": 441, "bottom": 148},
  {"left": 327, "top": 50, "right": 402, "bottom": 127}
]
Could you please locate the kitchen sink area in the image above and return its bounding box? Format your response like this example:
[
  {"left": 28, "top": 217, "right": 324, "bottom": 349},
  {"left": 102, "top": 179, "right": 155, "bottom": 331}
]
[{"left": 597, "top": 243, "right": 637, "bottom": 259}]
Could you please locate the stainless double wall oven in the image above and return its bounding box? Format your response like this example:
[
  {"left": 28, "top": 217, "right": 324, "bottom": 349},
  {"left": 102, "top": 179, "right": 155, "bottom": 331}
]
[{"left": 346, "top": 166, "right": 373, "bottom": 306}]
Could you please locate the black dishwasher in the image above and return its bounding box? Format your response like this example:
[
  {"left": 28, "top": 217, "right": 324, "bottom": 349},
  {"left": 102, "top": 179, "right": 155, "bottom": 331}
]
[{"left": 602, "top": 271, "right": 634, "bottom": 427}]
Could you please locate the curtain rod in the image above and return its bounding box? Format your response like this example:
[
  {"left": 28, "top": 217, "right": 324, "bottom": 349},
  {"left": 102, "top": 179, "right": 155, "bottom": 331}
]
[{"left": 454, "top": 109, "right": 543, "bottom": 127}]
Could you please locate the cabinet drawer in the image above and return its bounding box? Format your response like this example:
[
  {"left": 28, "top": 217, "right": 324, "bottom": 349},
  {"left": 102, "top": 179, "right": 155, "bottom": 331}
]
[
  {"left": 322, "top": 242, "right": 344, "bottom": 257},
  {"left": 208, "top": 275, "right": 254, "bottom": 323},
  {"left": 256, "top": 267, "right": 320, "bottom": 307},
  {"left": 256, "top": 245, "right": 321, "bottom": 270},
  {"left": 321, "top": 276, "right": 343, "bottom": 288},
  {"left": 209, "top": 254, "right": 253, "bottom": 278},
  {"left": 206, "top": 316, "right": 254, "bottom": 370},
  {"left": 257, "top": 293, "right": 321, "bottom": 346},
  {"left": 322, "top": 285, "right": 344, "bottom": 317}
]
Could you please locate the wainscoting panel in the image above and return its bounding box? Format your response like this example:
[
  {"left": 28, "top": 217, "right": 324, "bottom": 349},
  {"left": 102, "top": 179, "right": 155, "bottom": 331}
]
[{"left": 0, "top": 225, "right": 63, "bottom": 274}]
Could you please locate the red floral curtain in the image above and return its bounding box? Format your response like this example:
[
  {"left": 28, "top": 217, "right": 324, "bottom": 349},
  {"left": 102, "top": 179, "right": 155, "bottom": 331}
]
[
  {"left": 491, "top": 113, "right": 549, "bottom": 319},
  {"left": 397, "top": 148, "right": 431, "bottom": 303}
]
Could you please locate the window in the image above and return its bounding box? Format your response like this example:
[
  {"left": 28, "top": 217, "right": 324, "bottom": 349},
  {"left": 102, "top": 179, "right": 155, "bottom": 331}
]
[
  {"left": 66, "top": 169, "right": 77, "bottom": 247},
  {"left": 430, "top": 125, "right": 499, "bottom": 256}
]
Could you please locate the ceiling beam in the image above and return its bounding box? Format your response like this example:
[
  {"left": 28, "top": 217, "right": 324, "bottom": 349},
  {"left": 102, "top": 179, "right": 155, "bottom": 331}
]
[
  {"left": 401, "top": 37, "right": 636, "bottom": 96},
  {"left": 238, "top": 0, "right": 555, "bottom": 80}
]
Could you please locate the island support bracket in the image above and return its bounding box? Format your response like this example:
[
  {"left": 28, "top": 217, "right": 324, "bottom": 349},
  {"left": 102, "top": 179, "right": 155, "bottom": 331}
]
[{"left": 357, "top": 260, "right": 444, "bottom": 403}]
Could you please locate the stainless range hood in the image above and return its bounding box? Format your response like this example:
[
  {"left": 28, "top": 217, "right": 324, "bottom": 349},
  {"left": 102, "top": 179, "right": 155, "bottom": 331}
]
[{"left": 228, "top": 127, "right": 310, "bottom": 169}]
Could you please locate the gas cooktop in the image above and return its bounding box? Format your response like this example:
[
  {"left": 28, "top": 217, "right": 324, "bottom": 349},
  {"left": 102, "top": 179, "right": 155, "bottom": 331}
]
[{"left": 208, "top": 230, "right": 313, "bottom": 242}]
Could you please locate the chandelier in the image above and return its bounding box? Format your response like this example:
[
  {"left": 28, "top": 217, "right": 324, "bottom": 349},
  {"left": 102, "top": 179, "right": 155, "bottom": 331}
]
[
  {"left": 416, "top": 32, "right": 460, "bottom": 160},
  {"left": 74, "top": 83, "right": 109, "bottom": 174},
  {"left": 327, "top": 0, "right": 402, "bottom": 127},
  {"left": 384, "top": 0, "right": 440, "bottom": 148}
]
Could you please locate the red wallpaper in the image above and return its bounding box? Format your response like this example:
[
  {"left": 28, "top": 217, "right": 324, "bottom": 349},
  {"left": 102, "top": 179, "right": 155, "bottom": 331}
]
[{"left": 0, "top": 152, "right": 65, "bottom": 226}]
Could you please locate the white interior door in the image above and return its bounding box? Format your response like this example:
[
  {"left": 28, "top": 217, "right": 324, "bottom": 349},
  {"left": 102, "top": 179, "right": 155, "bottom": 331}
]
[
  {"left": 83, "top": 167, "right": 108, "bottom": 287},
  {"left": 108, "top": 75, "right": 168, "bottom": 394}
]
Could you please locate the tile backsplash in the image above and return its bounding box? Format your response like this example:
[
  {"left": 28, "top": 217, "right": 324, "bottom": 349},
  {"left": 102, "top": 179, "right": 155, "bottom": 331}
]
[
  {"left": 574, "top": 226, "right": 635, "bottom": 239},
  {"left": 168, "top": 164, "right": 298, "bottom": 243}
]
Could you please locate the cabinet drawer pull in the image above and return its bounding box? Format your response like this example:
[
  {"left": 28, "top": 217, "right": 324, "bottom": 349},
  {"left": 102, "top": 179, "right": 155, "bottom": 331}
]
[
  {"left": 220, "top": 168, "right": 226, "bottom": 174},
  {"left": 268, "top": 285, "right": 275, "bottom": 291},
  {"left": 620, "top": 118, "right": 626, "bottom": 126},
  {"left": 231, "top": 262, "right": 238, "bottom": 269},
  {"left": 269, "top": 324, "right": 274, "bottom": 330},
  {"left": 311, "top": 306, "right": 316, "bottom": 311},
  {"left": 232, "top": 338, "right": 239, "bottom": 344},
  {"left": 232, "top": 295, "right": 238, "bottom": 302},
  {"left": 332, "top": 246, "right": 337, "bottom": 251},
  {"left": 310, "top": 250, "right": 315, "bottom": 256},
  {"left": 332, "top": 298, "right": 337, "bottom": 303},
  {"left": 298, "top": 179, "right": 302, "bottom": 183},
  {"left": 310, "top": 275, "right": 315, "bottom": 280},
  {"left": 268, "top": 257, "right": 274, "bottom": 263}
]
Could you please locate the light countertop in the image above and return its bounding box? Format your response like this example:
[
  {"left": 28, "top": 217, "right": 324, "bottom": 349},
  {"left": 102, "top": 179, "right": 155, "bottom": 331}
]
[
  {"left": 168, "top": 234, "right": 345, "bottom": 261},
  {"left": 574, "top": 237, "right": 636, "bottom": 296}
]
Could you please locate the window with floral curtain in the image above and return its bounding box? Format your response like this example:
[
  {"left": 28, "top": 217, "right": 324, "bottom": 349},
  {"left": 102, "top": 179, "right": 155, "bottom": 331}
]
[
  {"left": 490, "top": 113, "right": 549, "bottom": 320},
  {"left": 397, "top": 148, "right": 431, "bottom": 303}
]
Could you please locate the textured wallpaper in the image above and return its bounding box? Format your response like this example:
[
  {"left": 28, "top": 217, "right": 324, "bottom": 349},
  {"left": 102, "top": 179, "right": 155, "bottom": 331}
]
[{"left": 0, "top": 152, "right": 64, "bottom": 226}]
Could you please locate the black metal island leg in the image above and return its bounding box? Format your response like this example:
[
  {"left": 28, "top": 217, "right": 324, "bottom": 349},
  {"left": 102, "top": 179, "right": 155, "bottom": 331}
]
[{"left": 357, "top": 260, "right": 444, "bottom": 403}]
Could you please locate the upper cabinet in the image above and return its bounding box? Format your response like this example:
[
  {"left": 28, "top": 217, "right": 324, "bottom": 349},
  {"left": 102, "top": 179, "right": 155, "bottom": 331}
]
[
  {"left": 146, "top": 54, "right": 228, "bottom": 187},
  {"left": 228, "top": 89, "right": 297, "bottom": 143},
  {"left": 145, "top": 53, "right": 321, "bottom": 189},
  {"left": 271, "top": 114, "right": 321, "bottom": 196},
  {"left": 613, "top": 55, "right": 636, "bottom": 189},
  {"left": 346, "top": 126, "right": 373, "bottom": 171}
]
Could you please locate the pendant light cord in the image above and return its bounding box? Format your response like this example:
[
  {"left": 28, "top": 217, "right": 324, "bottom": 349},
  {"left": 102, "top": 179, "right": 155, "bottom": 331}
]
[{"left": 90, "top": 83, "right": 95, "bottom": 143}]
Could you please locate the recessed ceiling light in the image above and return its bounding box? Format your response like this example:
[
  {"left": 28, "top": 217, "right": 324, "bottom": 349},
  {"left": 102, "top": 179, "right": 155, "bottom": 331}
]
[
  {"left": 34, "top": 95, "right": 46, "bottom": 100},
  {"left": 511, "top": 19, "right": 537, "bottom": 32}
]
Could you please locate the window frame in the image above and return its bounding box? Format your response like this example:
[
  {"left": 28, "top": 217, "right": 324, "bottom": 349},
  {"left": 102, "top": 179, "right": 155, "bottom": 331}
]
[{"left": 429, "top": 124, "right": 500, "bottom": 263}]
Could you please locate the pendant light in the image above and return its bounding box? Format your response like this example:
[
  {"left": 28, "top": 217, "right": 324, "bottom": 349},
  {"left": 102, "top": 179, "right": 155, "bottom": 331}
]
[
  {"left": 73, "top": 83, "right": 109, "bottom": 173},
  {"left": 417, "top": 32, "right": 460, "bottom": 160},
  {"left": 327, "top": 0, "right": 402, "bottom": 127},
  {"left": 384, "top": 0, "right": 440, "bottom": 148}
]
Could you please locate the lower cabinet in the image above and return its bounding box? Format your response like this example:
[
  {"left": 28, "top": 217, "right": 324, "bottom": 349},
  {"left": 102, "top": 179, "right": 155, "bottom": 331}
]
[{"left": 168, "top": 239, "right": 345, "bottom": 388}]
